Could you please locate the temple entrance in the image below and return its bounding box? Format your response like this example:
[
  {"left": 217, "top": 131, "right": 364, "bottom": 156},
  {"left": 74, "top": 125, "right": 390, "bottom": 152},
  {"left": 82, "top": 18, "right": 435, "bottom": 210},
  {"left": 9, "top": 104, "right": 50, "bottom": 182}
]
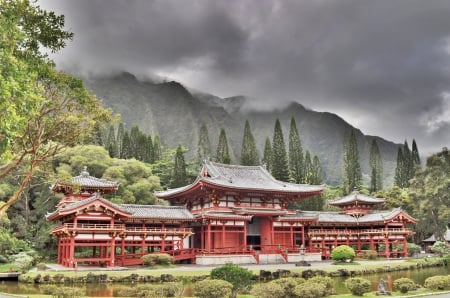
[{"left": 246, "top": 235, "right": 261, "bottom": 249}]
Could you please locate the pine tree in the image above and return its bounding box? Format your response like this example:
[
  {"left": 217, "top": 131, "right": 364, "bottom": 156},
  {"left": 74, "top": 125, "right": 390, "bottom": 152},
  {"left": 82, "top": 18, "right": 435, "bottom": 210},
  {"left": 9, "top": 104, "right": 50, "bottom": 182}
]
[
  {"left": 171, "top": 145, "right": 188, "bottom": 188},
  {"left": 394, "top": 146, "right": 405, "bottom": 187},
  {"left": 216, "top": 128, "right": 231, "bottom": 164},
  {"left": 106, "top": 126, "right": 118, "bottom": 158},
  {"left": 411, "top": 139, "right": 421, "bottom": 167},
  {"left": 302, "top": 150, "right": 313, "bottom": 184},
  {"left": 403, "top": 140, "right": 413, "bottom": 186},
  {"left": 343, "top": 129, "right": 362, "bottom": 194},
  {"left": 240, "top": 120, "right": 259, "bottom": 166},
  {"left": 311, "top": 155, "right": 323, "bottom": 185},
  {"left": 271, "top": 119, "right": 289, "bottom": 181},
  {"left": 153, "top": 134, "right": 162, "bottom": 162},
  {"left": 197, "top": 122, "right": 212, "bottom": 163},
  {"left": 129, "top": 125, "right": 140, "bottom": 159},
  {"left": 145, "top": 135, "right": 154, "bottom": 164},
  {"left": 121, "top": 131, "right": 131, "bottom": 159},
  {"left": 116, "top": 123, "right": 125, "bottom": 158},
  {"left": 262, "top": 137, "right": 273, "bottom": 172},
  {"left": 288, "top": 117, "right": 304, "bottom": 183},
  {"left": 369, "top": 139, "right": 383, "bottom": 193}
]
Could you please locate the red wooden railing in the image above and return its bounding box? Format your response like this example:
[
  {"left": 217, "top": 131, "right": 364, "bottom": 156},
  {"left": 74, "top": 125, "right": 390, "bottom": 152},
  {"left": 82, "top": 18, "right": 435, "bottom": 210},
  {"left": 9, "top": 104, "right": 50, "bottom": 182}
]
[{"left": 52, "top": 223, "right": 192, "bottom": 236}]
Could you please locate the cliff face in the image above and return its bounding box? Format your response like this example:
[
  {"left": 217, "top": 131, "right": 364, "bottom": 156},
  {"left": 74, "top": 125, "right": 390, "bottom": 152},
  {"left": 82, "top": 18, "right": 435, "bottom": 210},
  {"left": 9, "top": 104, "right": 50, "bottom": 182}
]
[{"left": 83, "top": 72, "right": 399, "bottom": 185}]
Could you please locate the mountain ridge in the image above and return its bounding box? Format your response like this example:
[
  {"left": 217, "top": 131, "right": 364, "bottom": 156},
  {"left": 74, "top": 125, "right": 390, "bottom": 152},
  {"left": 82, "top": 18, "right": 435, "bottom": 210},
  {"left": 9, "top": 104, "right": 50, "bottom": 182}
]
[{"left": 82, "top": 72, "right": 399, "bottom": 186}]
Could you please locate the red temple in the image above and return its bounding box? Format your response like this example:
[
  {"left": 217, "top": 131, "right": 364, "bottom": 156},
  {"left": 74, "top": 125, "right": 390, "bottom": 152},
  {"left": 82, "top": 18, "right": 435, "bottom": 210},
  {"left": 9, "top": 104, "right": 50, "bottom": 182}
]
[{"left": 47, "top": 162, "right": 415, "bottom": 267}]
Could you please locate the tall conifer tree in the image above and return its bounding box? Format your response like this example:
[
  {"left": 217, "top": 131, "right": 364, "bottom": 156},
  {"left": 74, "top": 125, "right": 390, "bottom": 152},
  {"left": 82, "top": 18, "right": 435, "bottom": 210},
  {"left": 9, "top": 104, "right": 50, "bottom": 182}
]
[
  {"left": 394, "top": 146, "right": 405, "bottom": 187},
  {"left": 145, "top": 135, "right": 154, "bottom": 163},
  {"left": 343, "top": 129, "right": 362, "bottom": 194},
  {"left": 197, "top": 122, "right": 212, "bottom": 163},
  {"left": 106, "top": 126, "right": 118, "bottom": 158},
  {"left": 288, "top": 117, "right": 304, "bottom": 183},
  {"left": 311, "top": 155, "right": 323, "bottom": 185},
  {"left": 240, "top": 120, "right": 259, "bottom": 166},
  {"left": 116, "top": 123, "right": 125, "bottom": 158},
  {"left": 121, "top": 131, "right": 131, "bottom": 159},
  {"left": 369, "top": 139, "right": 383, "bottom": 193},
  {"left": 271, "top": 119, "right": 289, "bottom": 181},
  {"left": 216, "top": 128, "right": 231, "bottom": 164},
  {"left": 303, "top": 150, "right": 313, "bottom": 183},
  {"left": 171, "top": 145, "right": 188, "bottom": 188},
  {"left": 262, "top": 137, "right": 273, "bottom": 172},
  {"left": 411, "top": 139, "right": 421, "bottom": 167},
  {"left": 153, "top": 134, "right": 162, "bottom": 162}
]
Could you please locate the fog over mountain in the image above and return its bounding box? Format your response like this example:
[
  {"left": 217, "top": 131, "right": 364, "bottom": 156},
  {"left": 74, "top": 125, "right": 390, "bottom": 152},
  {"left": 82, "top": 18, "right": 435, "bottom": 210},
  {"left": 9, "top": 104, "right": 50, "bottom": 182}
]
[
  {"left": 39, "top": 0, "right": 450, "bottom": 157},
  {"left": 83, "top": 72, "right": 400, "bottom": 186}
]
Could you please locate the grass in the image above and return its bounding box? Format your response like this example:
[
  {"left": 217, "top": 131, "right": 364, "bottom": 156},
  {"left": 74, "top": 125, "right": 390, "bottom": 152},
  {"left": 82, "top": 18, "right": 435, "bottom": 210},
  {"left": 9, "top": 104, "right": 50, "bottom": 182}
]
[{"left": 0, "top": 262, "right": 20, "bottom": 272}]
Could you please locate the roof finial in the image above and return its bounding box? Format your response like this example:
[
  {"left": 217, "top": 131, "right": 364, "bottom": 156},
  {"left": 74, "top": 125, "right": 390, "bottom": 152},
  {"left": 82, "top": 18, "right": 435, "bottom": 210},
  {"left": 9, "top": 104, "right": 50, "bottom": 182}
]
[{"left": 81, "top": 166, "right": 89, "bottom": 177}]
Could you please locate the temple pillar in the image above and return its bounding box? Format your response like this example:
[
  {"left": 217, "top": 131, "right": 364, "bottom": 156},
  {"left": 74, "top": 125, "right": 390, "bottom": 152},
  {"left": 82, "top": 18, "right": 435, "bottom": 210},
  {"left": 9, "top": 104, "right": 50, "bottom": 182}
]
[
  {"left": 110, "top": 237, "right": 115, "bottom": 267},
  {"left": 207, "top": 221, "right": 211, "bottom": 252}
]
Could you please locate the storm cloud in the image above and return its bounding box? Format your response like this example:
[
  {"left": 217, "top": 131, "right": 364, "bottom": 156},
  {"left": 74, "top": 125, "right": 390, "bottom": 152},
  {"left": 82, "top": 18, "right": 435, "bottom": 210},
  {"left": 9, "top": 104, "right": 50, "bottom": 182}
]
[{"left": 39, "top": 0, "right": 450, "bottom": 156}]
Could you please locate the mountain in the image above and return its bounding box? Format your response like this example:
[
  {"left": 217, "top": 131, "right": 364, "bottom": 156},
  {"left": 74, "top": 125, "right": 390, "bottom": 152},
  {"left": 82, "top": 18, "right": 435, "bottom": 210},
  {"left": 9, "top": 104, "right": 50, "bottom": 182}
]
[{"left": 83, "top": 72, "right": 399, "bottom": 186}]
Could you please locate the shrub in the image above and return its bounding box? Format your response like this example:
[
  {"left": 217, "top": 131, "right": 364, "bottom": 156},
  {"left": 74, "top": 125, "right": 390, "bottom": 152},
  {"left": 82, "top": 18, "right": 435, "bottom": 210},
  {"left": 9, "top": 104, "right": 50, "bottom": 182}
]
[
  {"left": 141, "top": 253, "right": 173, "bottom": 266},
  {"left": 155, "top": 282, "right": 183, "bottom": 297},
  {"left": 45, "top": 286, "right": 85, "bottom": 298},
  {"left": 251, "top": 282, "right": 285, "bottom": 298},
  {"left": 359, "top": 250, "right": 378, "bottom": 260},
  {"left": 393, "top": 277, "right": 416, "bottom": 293},
  {"left": 308, "top": 276, "right": 335, "bottom": 295},
  {"left": 407, "top": 243, "right": 421, "bottom": 257},
  {"left": 424, "top": 275, "right": 450, "bottom": 290},
  {"left": 0, "top": 255, "right": 8, "bottom": 263},
  {"left": 210, "top": 262, "right": 253, "bottom": 298},
  {"left": 430, "top": 241, "right": 450, "bottom": 256},
  {"left": 345, "top": 277, "right": 371, "bottom": 296},
  {"left": 294, "top": 281, "right": 326, "bottom": 298},
  {"left": 331, "top": 245, "right": 355, "bottom": 262},
  {"left": 270, "top": 277, "right": 305, "bottom": 297},
  {"left": 194, "top": 279, "right": 233, "bottom": 298}
]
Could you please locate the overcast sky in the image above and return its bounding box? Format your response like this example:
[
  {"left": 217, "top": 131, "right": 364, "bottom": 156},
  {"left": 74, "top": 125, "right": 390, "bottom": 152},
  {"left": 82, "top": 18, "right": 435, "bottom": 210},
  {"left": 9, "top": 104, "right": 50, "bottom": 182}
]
[{"left": 39, "top": 0, "right": 450, "bottom": 156}]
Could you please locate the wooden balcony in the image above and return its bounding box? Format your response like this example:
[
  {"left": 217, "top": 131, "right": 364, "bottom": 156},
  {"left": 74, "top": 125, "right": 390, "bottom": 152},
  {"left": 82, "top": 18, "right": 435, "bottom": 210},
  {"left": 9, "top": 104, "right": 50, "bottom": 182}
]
[
  {"left": 52, "top": 223, "right": 192, "bottom": 237},
  {"left": 307, "top": 228, "right": 414, "bottom": 237}
]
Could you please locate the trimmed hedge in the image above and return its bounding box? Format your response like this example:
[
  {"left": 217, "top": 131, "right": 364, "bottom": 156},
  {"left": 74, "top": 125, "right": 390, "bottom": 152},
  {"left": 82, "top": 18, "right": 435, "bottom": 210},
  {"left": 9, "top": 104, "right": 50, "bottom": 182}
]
[
  {"left": 393, "top": 277, "right": 416, "bottom": 293},
  {"left": 424, "top": 275, "right": 450, "bottom": 291},
  {"left": 194, "top": 279, "right": 233, "bottom": 298},
  {"left": 141, "top": 253, "right": 173, "bottom": 266},
  {"left": 345, "top": 277, "right": 371, "bottom": 296}
]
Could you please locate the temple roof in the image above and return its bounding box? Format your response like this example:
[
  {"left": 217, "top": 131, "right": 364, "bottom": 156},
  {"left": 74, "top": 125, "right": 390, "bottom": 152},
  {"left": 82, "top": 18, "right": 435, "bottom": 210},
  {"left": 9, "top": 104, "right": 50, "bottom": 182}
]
[
  {"left": 328, "top": 191, "right": 385, "bottom": 207},
  {"left": 276, "top": 207, "right": 416, "bottom": 224},
  {"left": 50, "top": 167, "right": 119, "bottom": 194},
  {"left": 47, "top": 195, "right": 194, "bottom": 221},
  {"left": 156, "top": 160, "right": 324, "bottom": 198},
  {"left": 120, "top": 204, "right": 195, "bottom": 221}
]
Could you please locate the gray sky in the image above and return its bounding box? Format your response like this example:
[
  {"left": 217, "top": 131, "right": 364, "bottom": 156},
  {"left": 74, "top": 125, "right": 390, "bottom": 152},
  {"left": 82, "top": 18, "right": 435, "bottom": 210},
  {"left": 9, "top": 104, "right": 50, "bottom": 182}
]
[{"left": 39, "top": 0, "right": 450, "bottom": 156}]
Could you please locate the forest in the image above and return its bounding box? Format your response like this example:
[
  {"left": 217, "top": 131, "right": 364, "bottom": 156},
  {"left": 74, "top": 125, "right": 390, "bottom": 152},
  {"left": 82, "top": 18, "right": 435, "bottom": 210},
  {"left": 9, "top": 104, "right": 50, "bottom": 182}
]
[{"left": 1, "top": 0, "right": 450, "bottom": 266}]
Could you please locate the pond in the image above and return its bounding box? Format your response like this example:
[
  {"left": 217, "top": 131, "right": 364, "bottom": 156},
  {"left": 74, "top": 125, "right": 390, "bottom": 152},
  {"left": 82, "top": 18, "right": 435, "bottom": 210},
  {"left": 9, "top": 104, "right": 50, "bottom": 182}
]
[{"left": 1, "top": 265, "right": 450, "bottom": 297}]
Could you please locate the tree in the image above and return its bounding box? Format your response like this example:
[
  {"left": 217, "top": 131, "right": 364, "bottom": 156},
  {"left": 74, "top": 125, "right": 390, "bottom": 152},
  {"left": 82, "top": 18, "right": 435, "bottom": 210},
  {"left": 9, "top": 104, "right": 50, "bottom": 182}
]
[
  {"left": 303, "top": 150, "right": 313, "bottom": 184},
  {"left": 116, "top": 123, "right": 125, "bottom": 158},
  {"left": 369, "top": 139, "right": 383, "bottom": 193},
  {"left": 197, "top": 122, "right": 211, "bottom": 163},
  {"left": 153, "top": 134, "right": 162, "bottom": 162},
  {"left": 394, "top": 146, "right": 405, "bottom": 187},
  {"left": 271, "top": 119, "right": 289, "bottom": 181},
  {"left": 288, "top": 117, "right": 304, "bottom": 183},
  {"left": 411, "top": 139, "right": 421, "bottom": 167},
  {"left": 409, "top": 148, "right": 450, "bottom": 243},
  {"left": 210, "top": 263, "right": 253, "bottom": 298},
  {"left": 121, "top": 131, "right": 132, "bottom": 159},
  {"left": 343, "top": 129, "right": 362, "bottom": 194},
  {"left": 240, "top": 120, "right": 259, "bottom": 166},
  {"left": 262, "top": 137, "right": 273, "bottom": 172},
  {"left": 331, "top": 244, "right": 355, "bottom": 262},
  {"left": 106, "top": 126, "right": 118, "bottom": 158},
  {"left": 311, "top": 155, "right": 323, "bottom": 185},
  {"left": 215, "top": 128, "right": 231, "bottom": 164},
  {"left": 170, "top": 145, "right": 188, "bottom": 188},
  {"left": 0, "top": 69, "right": 112, "bottom": 217}
]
